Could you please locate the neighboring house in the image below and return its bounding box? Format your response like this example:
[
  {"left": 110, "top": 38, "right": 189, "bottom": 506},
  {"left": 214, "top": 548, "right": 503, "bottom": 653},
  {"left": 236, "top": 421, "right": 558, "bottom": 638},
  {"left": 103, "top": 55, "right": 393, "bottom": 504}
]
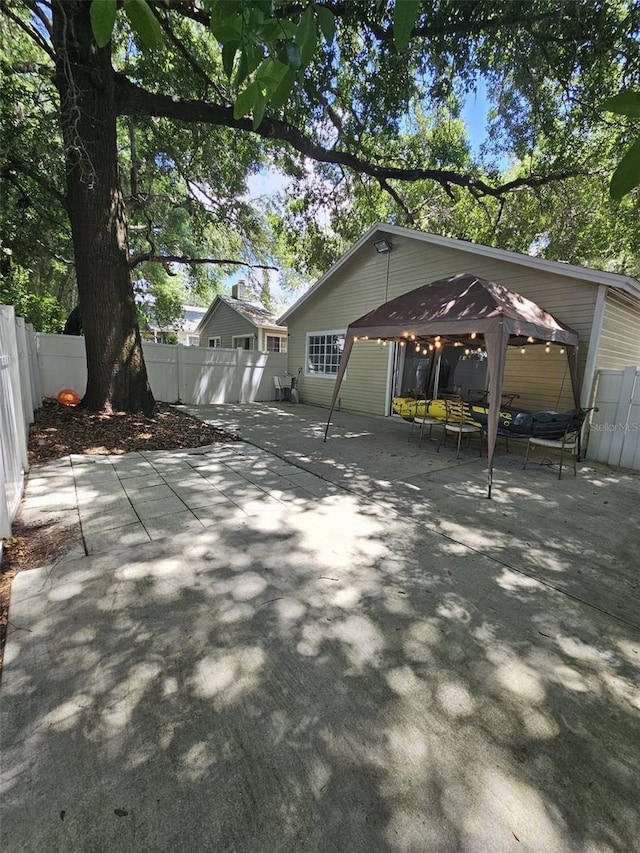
[
  {"left": 145, "top": 305, "right": 207, "bottom": 346},
  {"left": 196, "top": 282, "right": 288, "bottom": 352},
  {"left": 279, "top": 223, "right": 640, "bottom": 416}
]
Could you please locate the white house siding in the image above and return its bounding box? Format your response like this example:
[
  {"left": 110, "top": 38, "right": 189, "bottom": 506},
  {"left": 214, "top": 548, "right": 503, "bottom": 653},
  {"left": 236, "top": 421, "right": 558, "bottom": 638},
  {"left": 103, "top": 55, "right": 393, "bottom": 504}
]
[
  {"left": 287, "top": 233, "right": 599, "bottom": 415},
  {"left": 598, "top": 289, "right": 640, "bottom": 370},
  {"left": 199, "top": 301, "right": 256, "bottom": 349}
]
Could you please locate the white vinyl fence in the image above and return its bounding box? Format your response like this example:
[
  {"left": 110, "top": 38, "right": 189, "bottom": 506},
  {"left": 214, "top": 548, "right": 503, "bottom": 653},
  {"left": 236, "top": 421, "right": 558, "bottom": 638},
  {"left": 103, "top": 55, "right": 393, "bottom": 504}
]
[
  {"left": 1, "top": 306, "right": 40, "bottom": 539},
  {"left": 36, "top": 334, "right": 288, "bottom": 405},
  {"left": 587, "top": 366, "right": 640, "bottom": 471}
]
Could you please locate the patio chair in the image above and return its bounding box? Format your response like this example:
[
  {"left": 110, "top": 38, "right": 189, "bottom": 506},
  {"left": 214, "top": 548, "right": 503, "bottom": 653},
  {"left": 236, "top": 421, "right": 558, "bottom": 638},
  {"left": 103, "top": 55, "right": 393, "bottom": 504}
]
[
  {"left": 437, "top": 396, "right": 484, "bottom": 458},
  {"left": 523, "top": 407, "right": 597, "bottom": 479},
  {"left": 408, "top": 393, "right": 442, "bottom": 446},
  {"left": 273, "top": 376, "right": 284, "bottom": 401}
]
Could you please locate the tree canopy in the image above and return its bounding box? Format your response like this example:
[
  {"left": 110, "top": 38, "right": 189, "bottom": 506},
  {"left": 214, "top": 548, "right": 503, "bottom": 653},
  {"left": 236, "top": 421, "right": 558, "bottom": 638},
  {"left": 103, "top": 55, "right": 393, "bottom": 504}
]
[{"left": 1, "top": 0, "right": 639, "bottom": 412}]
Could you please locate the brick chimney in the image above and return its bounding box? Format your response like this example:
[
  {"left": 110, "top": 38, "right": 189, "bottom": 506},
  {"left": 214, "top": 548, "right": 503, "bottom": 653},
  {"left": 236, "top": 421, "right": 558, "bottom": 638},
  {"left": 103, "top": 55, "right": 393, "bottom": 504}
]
[{"left": 231, "top": 280, "right": 250, "bottom": 301}]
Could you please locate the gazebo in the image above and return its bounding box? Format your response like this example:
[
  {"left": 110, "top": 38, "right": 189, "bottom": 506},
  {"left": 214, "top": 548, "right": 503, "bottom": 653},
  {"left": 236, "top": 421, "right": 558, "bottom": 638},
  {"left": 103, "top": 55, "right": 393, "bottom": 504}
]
[{"left": 324, "top": 273, "right": 581, "bottom": 497}]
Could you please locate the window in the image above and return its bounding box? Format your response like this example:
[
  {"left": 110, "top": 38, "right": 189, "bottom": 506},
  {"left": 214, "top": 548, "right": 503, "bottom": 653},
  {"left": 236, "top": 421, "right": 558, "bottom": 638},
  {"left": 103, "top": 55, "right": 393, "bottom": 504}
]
[
  {"left": 208, "top": 337, "right": 221, "bottom": 348},
  {"left": 306, "top": 331, "right": 345, "bottom": 376},
  {"left": 266, "top": 335, "right": 287, "bottom": 353},
  {"left": 188, "top": 336, "right": 199, "bottom": 347},
  {"left": 232, "top": 335, "right": 255, "bottom": 350}
]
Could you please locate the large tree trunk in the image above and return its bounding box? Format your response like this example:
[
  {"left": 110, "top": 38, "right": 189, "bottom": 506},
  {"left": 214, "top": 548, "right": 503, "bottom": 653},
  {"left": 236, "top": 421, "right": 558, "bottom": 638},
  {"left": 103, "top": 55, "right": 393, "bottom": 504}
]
[{"left": 52, "top": 1, "right": 154, "bottom": 415}]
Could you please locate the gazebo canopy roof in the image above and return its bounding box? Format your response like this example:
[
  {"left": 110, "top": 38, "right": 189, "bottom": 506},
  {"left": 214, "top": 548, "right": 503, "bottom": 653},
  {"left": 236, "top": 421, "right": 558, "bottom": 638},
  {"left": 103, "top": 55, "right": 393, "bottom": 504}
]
[{"left": 349, "top": 273, "right": 579, "bottom": 346}]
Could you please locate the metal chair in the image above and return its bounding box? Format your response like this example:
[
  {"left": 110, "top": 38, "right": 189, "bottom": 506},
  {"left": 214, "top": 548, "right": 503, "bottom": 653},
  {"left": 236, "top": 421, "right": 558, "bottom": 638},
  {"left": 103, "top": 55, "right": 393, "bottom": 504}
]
[
  {"left": 523, "top": 407, "right": 597, "bottom": 479},
  {"left": 524, "top": 427, "right": 579, "bottom": 479},
  {"left": 437, "top": 396, "right": 484, "bottom": 458},
  {"left": 408, "top": 393, "right": 442, "bottom": 446}
]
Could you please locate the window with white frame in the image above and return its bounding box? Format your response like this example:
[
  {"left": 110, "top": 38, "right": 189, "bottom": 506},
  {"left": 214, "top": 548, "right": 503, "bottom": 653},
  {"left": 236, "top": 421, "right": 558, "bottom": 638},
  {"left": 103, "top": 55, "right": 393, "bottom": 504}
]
[
  {"left": 208, "top": 337, "right": 221, "bottom": 348},
  {"left": 306, "top": 331, "right": 345, "bottom": 376},
  {"left": 266, "top": 335, "right": 287, "bottom": 353}
]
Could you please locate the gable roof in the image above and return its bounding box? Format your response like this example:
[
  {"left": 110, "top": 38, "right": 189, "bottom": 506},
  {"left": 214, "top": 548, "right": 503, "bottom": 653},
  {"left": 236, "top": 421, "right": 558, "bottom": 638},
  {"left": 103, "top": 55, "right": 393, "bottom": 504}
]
[
  {"left": 196, "top": 294, "right": 287, "bottom": 334},
  {"left": 279, "top": 223, "right": 640, "bottom": 323}
]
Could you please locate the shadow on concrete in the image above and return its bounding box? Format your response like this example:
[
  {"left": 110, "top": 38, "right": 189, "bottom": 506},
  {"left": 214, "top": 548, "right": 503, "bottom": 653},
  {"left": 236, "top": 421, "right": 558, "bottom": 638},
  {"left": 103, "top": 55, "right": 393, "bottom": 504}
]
[{"left": 2, "top": 476, "right": 639, "bottom": 851}]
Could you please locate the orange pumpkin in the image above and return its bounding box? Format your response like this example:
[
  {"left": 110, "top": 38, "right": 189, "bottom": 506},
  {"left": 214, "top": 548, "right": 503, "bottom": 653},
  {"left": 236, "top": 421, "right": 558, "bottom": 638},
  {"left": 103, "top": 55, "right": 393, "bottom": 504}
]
[{"left": 57, "top": 388, "right": 80, "bottom": 406}]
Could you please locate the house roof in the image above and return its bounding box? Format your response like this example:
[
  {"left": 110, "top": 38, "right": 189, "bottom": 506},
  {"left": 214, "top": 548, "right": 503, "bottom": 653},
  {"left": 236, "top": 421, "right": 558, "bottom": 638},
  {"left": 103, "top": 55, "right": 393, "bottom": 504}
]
[
  {"left": 278, "top": 223, "right": 640, "bottom": 324},
  {"left": 147, "top": 304, "right": 207, "bottom": 333},
  {"left": 196, "top": 294, "right": 287, "bottom": 334}
]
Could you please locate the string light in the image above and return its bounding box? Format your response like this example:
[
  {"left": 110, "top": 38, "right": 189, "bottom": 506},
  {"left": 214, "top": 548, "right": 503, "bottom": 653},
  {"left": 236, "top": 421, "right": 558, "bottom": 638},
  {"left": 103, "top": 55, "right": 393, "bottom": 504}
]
[
  {"left": 429, "top": 344, "right": 434, "bottom": 351},
  {"left": 560, "top": 347, "right": 565, "bottom": 354},
  {"left": 520, "top": 347, "right": 526, "bottom": 354},
  {"left": 399, "top": 341, "right": 405, "bottom": 347},
  {"left": 383, "top": 340, "right": 387, "bottom": 347},
  {"left": 435, "top": 340, "right": 441, "bottom": 348},
  {"left": 354, "top": 336, "right": 358, "bottom": 342},
  {"left": 470, "top": 332, "right": 477, "bottom": 340},
  {"left": 410, "top": 334, "right": 415, "bottom": 341},
  {"left": 527, "top": 336, "right": 534, "bottom": 343},
  {"left": 415, "top": 344, "right": 420, "bottom": 351},
  {"left": 545, "top": 345, "right": 550, "bottom": 354},
  {"left": 464, "top": 349, "right": 470, "bottom": 356},
  {"left": 422, "top": 348, "right": 427, "bottom": 355}
]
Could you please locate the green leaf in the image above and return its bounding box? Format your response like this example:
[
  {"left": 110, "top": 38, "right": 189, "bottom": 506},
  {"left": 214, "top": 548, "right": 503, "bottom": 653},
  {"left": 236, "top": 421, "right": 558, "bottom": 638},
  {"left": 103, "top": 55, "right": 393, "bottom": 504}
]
[
  {"left": 253, "top": 0, "right": 274, "bottom": 14},
  {"left": 90, "top": 0, "right": 117, "bottom": 48},
  {"left": 259, "top": 19, "right": 297, "bottom": 41},
  {"left": 393, "top": 0, "right": 421, "bottom": 53},
  {"left": 210, "top": 14, "right": 244, "bottom": 43},
  {"left": 123, "top": 0, "right": 163, "bottom": 49},
  {"left": 315, "top": 4, "right": 335, "bottom": 44},
  {"left": 610, "top": 139, "right": 640, "bottom": 199},
  {"left": 269, "top": 67, "right": 296, "bottom": 111},
  {"left": 277, "top": 41, "right": 302, "bottom": 71},
  {"left": 233, "top": 51, "right": 249, "bottom": 87},
  {"left": 255, "top": 58, "right": 288, "bottom": 91},
  {"left": 602, "top": 90, "right": 640, "bottom": 118},
  {"left": 222, "top": 41, "right": 240, "bottom": 79},
  {"left": 252, "top": 89, "right": 266, "bottom": 129},
  {"left": 244, "top": 42, "right": 266, "bottom": 76},
  {"left": 296, "top": 6, "right": 317, "bottom": 67},
  {"left": 234, "top": 82, "right": 258, "bottom": 119}
]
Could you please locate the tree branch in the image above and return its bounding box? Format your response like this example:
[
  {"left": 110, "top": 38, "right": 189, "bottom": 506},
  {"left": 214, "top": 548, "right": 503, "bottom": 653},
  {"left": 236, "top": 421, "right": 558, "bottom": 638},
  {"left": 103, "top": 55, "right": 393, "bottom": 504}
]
[
  {"left": 129, "top": 252, "right": 279, "bottom": 271},
  {"left": 115, "top": 74, "right": 587, "bottom": 199},
  {"left": 1, "top": 1, "right": 55, "bottom": 60},
  {"left": 1, "top": 160, "right": 68, "bottom": 209}
]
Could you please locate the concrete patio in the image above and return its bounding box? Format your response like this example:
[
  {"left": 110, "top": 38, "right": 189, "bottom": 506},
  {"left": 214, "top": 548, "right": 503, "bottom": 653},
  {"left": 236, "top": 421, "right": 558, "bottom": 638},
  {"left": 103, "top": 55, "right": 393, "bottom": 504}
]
[{"left": 2, "top": 403, "right": 639, "bottom": 852}]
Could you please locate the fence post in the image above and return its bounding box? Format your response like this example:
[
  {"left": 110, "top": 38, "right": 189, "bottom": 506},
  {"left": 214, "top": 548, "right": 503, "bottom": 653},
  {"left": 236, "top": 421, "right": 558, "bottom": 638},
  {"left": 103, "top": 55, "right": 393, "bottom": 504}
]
[
  {"left": 176, "top": 343, "right": 185, "bottom": 404},
  {"left": 0, "top": 305, "right": 28, "bottom": 470},
  {"left": 15, "top": 316, "right": 34, "bottom": 425},
  {"left": 0, "top": 426, "right": 11, "bottom": 539},
  {"left": 26, "top": 323, "right": 42, "bottom": 407},
  {"left": 235, "top": 348, "right": 243, "bottom": 403}
]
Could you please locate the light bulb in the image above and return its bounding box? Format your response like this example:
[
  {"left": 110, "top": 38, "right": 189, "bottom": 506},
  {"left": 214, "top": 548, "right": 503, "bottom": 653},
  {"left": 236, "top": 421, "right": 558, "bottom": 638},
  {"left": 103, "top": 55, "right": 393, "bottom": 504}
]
[
  {"left": 520, "top": 347, "right": 526, "bottom": 354},
  {"left": 560, "top": 347, "right": 565, "bottom": 354},
  {"left": 470, "top": 332, "right": 477, "bottom": 340}
]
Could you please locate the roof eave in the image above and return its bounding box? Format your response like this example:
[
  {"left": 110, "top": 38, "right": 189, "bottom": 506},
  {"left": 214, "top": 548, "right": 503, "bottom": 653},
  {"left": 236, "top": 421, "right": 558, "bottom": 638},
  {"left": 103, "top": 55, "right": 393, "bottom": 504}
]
[{"left": 278, "top": 223, "right": 640, "bottom": 323}]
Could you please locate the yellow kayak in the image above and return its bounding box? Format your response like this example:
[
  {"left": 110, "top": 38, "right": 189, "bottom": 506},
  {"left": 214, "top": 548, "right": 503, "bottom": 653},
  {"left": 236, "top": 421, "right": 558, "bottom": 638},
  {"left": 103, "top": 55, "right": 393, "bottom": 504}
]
[{"left": 392, "top": 397, "right": 510, "bottom": 429}]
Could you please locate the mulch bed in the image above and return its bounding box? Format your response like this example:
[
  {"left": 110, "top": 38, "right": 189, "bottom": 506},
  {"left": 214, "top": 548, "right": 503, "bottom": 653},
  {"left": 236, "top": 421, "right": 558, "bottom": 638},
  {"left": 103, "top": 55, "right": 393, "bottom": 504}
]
[{"left": 0, "top": 399, "right": 239, "bottom": 674}]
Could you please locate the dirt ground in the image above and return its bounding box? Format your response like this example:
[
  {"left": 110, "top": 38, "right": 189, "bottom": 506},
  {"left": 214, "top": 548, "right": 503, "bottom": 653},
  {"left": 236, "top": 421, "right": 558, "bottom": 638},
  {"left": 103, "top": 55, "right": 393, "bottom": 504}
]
[{"left": 0, "top": 399, "right": 238, "bottom": 670}]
